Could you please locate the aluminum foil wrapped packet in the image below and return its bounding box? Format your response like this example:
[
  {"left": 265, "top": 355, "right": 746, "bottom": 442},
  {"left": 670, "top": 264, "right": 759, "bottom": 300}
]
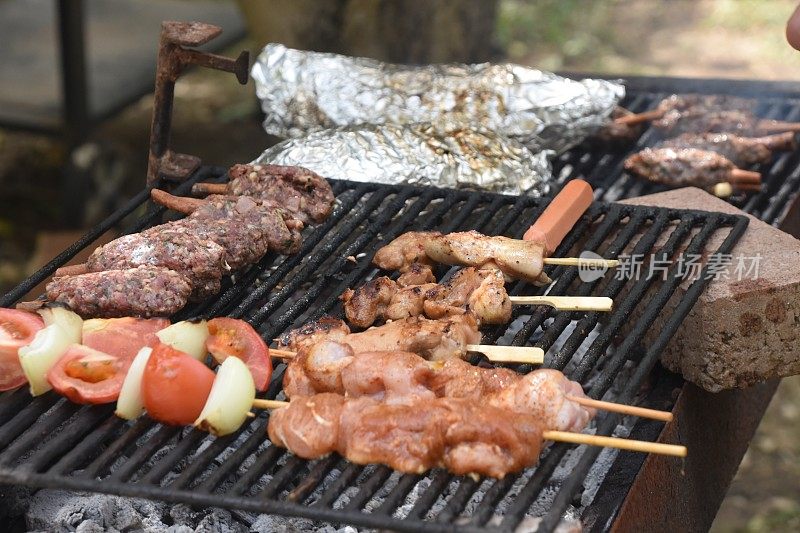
[
  {"left": 252, "top": 43, "right": 624, "bottom": 153},
  {"left": 253, "top": 122, "right": 552, "bottom": 196}
]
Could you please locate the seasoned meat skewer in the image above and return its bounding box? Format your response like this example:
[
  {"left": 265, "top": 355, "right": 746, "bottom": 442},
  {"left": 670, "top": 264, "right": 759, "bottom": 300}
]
[
  {"left": 191, "top": 163, "right": 335, "bottom": 224},
  {"left": 283, "top": 341, "right": 595, "bottom": 433},
  {"left": 46, "top": 266, "right": 191, "bottom": 318},
  {"left": 277, "top": 314, "right": 481, "bottom": 361},
  {"left": 84, "top": 226, "right": 226, "bottom": 300},
  {"left": 615, "top": 94, "right": 800, "bottom": 136},
  {"left": 149, "top": 190, "right": 303, "bottom": 258},
  {"left": 268, "top": 392, "right": 545, "bottom": 478},
  {"left": 624, "top": 148, "right": 762, "bottom": 192},
  {"left": 656, "top": 132, "right": 796, "bottom": 167},
  {"left": 341, "top": 266, "right": 510, "bottom": 327}
]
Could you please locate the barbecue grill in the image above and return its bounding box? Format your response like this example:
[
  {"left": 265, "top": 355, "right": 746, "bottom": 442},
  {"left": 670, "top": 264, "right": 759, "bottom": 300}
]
[{"left": 3, "top": 56, "right": 800, "bottom": 532}]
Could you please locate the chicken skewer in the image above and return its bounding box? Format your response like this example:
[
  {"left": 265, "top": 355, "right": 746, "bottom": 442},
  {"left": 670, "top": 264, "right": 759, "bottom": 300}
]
[
  {"left": 260, "top": 394, "right": 686, "bottom": 479},
  {"left": 341, "top": 266, "right": 612, "bottom": 329},
  {"left": 190, "top": 163, "right": 336, "bottom": 224},
  {"left": 624, "top": 147, "right": 762, "bottom": 196},
  {"left": 276, "top": 340, "right": 673, "bottom": 424},
  {"left": 276, "top": 314, "right": 544, "bottom": 365}
]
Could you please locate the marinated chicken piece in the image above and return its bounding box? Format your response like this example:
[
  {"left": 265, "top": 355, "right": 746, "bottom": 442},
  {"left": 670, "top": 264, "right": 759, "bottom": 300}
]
[
  {"left": 428, "top": 357, "right": 520, "bottom": 399},
  {"left": 488, "top": 369, "right": 595, "bottom": 433},
  {"left": 276, "top": 316, "right": 350, "bottom": 352},
  {"left": 624, "top": 147, "right": 737, "bottom": 187},
  {"left": 397, "top": 262, "right": 436, "bottom": 286},
  {"left": 424, "top": 231, "right": 551, "bottom": 286},
  {"left": 300, "top": 340, "right": 354, "bottom": 394},
  {"left": 278, "top": 315, "right": 481, "bottom": 361},
  {"left": 657, "top": 132, "right": 796, "bottom": 167},
  {"left": 268, "top": 393, "right": 546, "bottom": 478},
  {"left": 85, "top": 227, "right": 226, "bottom": 300},
  {"left": 46, "top": 266, "right": 191, "bottom": 318},
  {"left": 338, "top": 396, "right": 448, "bottom": 474},
  {"left": 372, "top": 231, "right": 441, "bottom": 272},
  {"left": 341, "top": 277, "right": 435, "bottom": 328},
  {"left": 340, "top": 277, "right": 397, "bottom": 329},
  {"left": 339, "top": 350, "right": 436, "bottom": 402},
  {"left": 227, "top": 163, "right": 335, "bottom": 224},
  {"left": 282, "top": 358, "right": 318, "bottom": 399},
  {"left": 267, "top": 393, "right": 345, "bottom": 459},
  {"left": 424, "top": 265, "right": 511, "bottom": 325}
]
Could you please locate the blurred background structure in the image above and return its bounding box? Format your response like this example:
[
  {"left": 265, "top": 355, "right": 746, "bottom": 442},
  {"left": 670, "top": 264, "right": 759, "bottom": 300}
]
[{"left": 1, "top": 1, "right": 799, "bottom": 531}]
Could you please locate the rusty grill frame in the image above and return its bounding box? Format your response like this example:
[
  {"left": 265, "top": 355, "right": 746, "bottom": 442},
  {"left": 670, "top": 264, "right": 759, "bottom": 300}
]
[{"left": 0, "top": 162, "right": 747, "bottom": 532}]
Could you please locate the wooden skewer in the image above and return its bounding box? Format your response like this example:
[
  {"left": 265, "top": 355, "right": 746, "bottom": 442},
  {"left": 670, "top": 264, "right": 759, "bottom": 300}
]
[
  {"left": 541, "top": 430, "right": 686, "bottom": 457},
  {"left": 509, "top": 296, "right": 613, "bottom": 312},
  {"left": 757, "top": 119, "right": 800, "bottom": 133},
  {"left": 150, "top": 188, "right": 204, "bottom": 214},
  {"left": 465, "top": 344, "right": 545, "bottom": 365},
  {"left": 729, "top": 168, "right": 761, "bottom": 184},
  {"left": 613, "top": 109, "right": 665, "bottom": 126},
  {"left": 269, "top": 345, "right": 545, "bottom": 365},
  {"left": 54, "top": 263, "right": 89, "bottom": 277},
  {"left": 543, "top": 258, "right": 620, "bottom": 268},
  {"left": 251, "top": 399, "right": 686, "bottom": 457},
  {"left": 566, "top": 396, "right": 673, "bottom": 422},
  {"left": 192, "top": 182, "right": 229, "bottom": 196}
]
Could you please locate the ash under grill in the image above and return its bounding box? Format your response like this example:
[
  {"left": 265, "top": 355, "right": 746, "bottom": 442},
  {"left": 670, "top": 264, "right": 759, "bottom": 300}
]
[{"left": 0, "top": 164, "right": 746, "bottom": 532}]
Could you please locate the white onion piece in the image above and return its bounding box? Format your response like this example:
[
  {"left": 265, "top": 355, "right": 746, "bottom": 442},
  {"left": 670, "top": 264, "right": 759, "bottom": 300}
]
[
  {"left": 115, "top": 347, "right": 152, "bottom": 420},
  {"left": 18, "top": 323, "right": 73, "bottom": 396},
  {"left": 194, "top": 356, "right": 255, "bottom": 436},
  {"left": 156, "top": 320, "right": 209, "bottom": 361},
  {"left": 38, "top": 307, "right": 82, "bottom": 344}
]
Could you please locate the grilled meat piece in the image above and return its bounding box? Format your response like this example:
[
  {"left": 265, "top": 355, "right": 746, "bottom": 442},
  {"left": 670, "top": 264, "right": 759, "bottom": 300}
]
[
  {"left": 276, "top": 316, "right": 351, "bottom": 352},
  {"left": 397, "top": 262, "right": 436, "bottom": 286},
  {"left": 657, "top": 132, "right": 796, "bottom": 167},
  {"left": 424, "top": 231, "right": 551, "bottom": 285},
  {"left": 424, "top": 265, "right": 511, "bottom": 324},
  {"left": 283, "top": 343, "right": 594, "bottom": 433},
  {"left": 268, "top": 393, "right": 545, "bottom": 478},
  {"left": 278, "top": 314, "right": 481, "bottom": 361},
  {"left": 226, "top": 163, "right": 335, "bottom": 224},
  {"left": 176, "top": 193, "right": 303, "bottom": 261},
  {"left": 341, "top": 277, "right": 436, "bottom": 328},
  {"left": 46, "top": 266, "right": 191, "bottom": 318},
  {"left": 373, "top": 232, "right": 441, "bottom": 272},
  {"left": 624, "top": 147, "right": 737, "bottom": 187},
  {"left": 86, "top": 227, "right": 225, "bottom": 300},
  {"left": 589, "top": 106, "right": 644, "bottom": 147}
]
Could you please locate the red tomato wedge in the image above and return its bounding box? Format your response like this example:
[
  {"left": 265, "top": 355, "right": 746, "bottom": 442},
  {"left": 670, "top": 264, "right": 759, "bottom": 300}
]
[
  {"left": 47, "top": 345, "right": 127, "bottom": 404},
  {"left": 206, "top": 318, "right": 272, "bottom": 391},
  {"left": 142, "top": 343, "right": 215, "bottom": 426},
  {"left": 0, "top": 309, "right": 45, "bottom": 391},
  {"left": 82, "top": 317, "right": 169, "bottom": 363}
]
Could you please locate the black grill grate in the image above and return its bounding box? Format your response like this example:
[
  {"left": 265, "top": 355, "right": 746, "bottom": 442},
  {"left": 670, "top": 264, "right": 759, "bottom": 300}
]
[{"left": 0, "top": 168, "right": 747, "bottom": 532}]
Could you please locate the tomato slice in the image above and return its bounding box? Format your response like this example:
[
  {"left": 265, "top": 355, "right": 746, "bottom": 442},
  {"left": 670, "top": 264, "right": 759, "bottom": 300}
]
[
  {"left": 82, "top": 317, "right": 169, "bottom": 363},
  {"left": 206, "top": 318, "right": 272, "bottom": 391},
  {"left": 142, "top": 343, "right": 215, "bottom": 426},
  {"left": 0, "top": 309, "right": 45, "bottom": 391},
  {"left": 47, "top": 345, "right": 126, "bottom": 404}
]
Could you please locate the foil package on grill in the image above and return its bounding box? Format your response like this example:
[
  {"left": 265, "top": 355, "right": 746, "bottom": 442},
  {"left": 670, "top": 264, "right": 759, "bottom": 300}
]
[
  {"left": 252, "top": 43, "right": 625, "bottom": 153},
  {"left": 253, "top": 123, "right": 552, "bottom": 196}
]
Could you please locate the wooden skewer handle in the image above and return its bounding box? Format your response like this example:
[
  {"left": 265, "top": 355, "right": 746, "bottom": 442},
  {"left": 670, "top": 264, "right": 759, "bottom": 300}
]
[
  {"left": 543, "top": 258, "right": 620, "bottom": 268},
  {"left": 566, "top": 396, "right": 673, "bottom": 422},
  {"left": 542, "top": 430, "right": 687, "bottom": 457},
  {"left": 466, "top": 344, "right": 545, "bottom": 365},
  {"left": 613, "top": 109, "right": 665, "bottom": 125},
  {"left": 253, "top": 398, "right": 289, "bottom": 410},
  {"left": 269, "top": 348, "right": 296, "bottom": 359},
  {"left": 509, "top": 296, "right": 613, "bottom": 312}
]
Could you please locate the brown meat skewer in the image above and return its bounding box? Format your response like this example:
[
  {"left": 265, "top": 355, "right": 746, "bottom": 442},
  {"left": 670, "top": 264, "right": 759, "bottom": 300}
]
[
  {"left": 657, "top": 132, "right": 796, "bottom": 167},
  {"left": 624, "top": 148, "right": 762, "bottom": 196}
]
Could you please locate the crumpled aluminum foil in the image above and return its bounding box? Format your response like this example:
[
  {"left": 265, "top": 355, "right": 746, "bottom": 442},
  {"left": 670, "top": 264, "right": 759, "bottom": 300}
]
[
  {"left": 253, "top": 122, "right": 552, "bottom": 196},
  {"left": 251, "top": 43, "right": 624, "bottom": 153}
]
